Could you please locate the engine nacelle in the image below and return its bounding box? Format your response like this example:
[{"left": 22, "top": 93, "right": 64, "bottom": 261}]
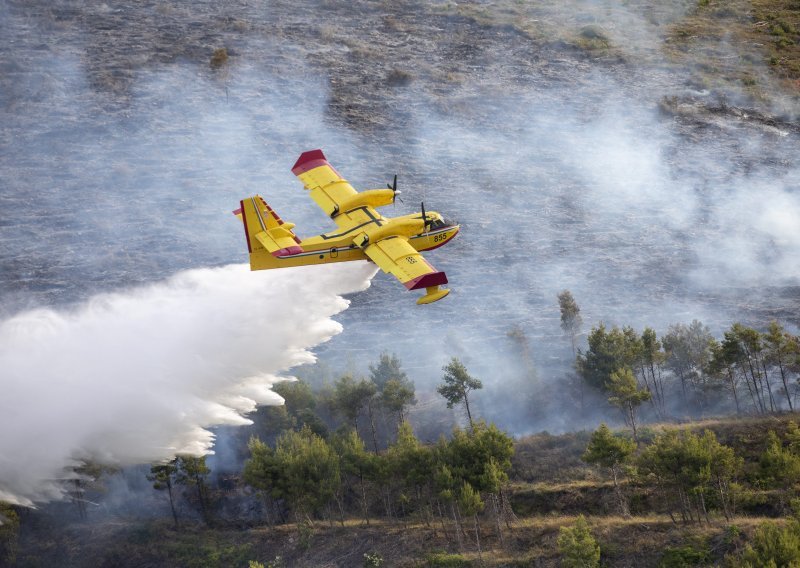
[{"left": 335, "top": 189, "right": 395, "bottom": 216}]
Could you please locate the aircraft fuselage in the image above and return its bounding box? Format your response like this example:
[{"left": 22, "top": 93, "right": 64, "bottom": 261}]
[{"left": 248, "top": 208, "right": 459, "bottom": 270}]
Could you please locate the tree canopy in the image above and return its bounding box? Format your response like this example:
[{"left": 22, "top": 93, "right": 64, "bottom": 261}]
[{"left": 438, "top": 358, "right": 483, "bottom": 429}]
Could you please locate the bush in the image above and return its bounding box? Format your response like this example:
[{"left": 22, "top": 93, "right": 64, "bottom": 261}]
[
  {"left": 0, "top": 505, "right": 19, "bottom": 565},
  {"left": 425, "top": 552, "right": 472, "bottom": 567},
  {"left": 738, "top": 522, "right": 800, "bottom": 567},
  {"left": 659, "top": 545, "right": 710, "bottom": 567},
  {"left": 210, "top": 47, "right": 229, "bottom": 69},
  {"left": 557, "top": 515, "right": 600, "bottom": 568}
]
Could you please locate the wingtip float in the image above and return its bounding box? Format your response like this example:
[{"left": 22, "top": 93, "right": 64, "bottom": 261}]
[{"left": 234, "top": 149, "right": 459, "bottom": 305}]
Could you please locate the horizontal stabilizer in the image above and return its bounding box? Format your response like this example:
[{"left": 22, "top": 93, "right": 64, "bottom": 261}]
[{"left": 239, "top": 196, "right": 303, "bottom": 258}]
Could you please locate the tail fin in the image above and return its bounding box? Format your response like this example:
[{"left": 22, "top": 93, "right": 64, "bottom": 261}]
[{"left": 237, "top": 196, "right": 303, "bottom": 261}]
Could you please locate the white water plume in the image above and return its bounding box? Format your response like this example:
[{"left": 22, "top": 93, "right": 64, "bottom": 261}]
[{"left": 0, "top": 262, "right": 375, "bottom": 506}]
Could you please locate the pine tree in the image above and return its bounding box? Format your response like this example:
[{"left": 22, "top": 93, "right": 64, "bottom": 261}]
[
  {"left": 606, "top": 368, "right": 651, "bottom": 440},
  {"left": 175, "top": 456, "right": 212, "bottom": 526},
  {"left": 557, "top": 515, "right": 600, "bottom": 568},
  {"left": 148, "top": 460, "right": 180, "bottom": 528},
  {"left": 558, "top": 290, "right": 583, "bottom": 356},
  {"left": 582, "top": 423, "right": 636, "bottom": 515},
  {"left": 332, "top": 375, "right": 379, "bottom": 451},
  {"left": 437, "top": 358, "right": 483, "bottom": 429}
]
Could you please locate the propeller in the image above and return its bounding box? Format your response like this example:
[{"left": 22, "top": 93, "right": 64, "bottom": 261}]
[
  {"left": 421, "top": 201, "right": 433, "bottom": 231},
  {"left": 388, "top": 174, "right": 403, "bottom": 203}
]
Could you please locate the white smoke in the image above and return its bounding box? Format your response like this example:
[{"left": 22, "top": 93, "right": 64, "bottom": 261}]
[{"left": 0, "top": 261, "right": 376, "bottom": 506}]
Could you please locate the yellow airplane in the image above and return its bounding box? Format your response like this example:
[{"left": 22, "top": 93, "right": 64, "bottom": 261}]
[{"left": 235, "top": 149, "right": 459, "bottom": 304}]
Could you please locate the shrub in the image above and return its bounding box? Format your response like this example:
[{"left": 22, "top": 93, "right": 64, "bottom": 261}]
[
  {"left": 659, "top": 544, "right": 710, "bottom": 567},
  {"left": 210, "top": 48, "right": 229, "bottom": 69},
  {"left": 738, "top": 522, "right": 800, "bottom": 567},
  {"left": 425, "top": 552, "right": 472, "bottom": 567},
  {"left": 557, "top": 515, "right": 601, "bottom": 568}
]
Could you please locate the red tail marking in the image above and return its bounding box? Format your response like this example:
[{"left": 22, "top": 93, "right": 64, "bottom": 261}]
[{"left": 239, "top": 200, "right": 252, "bottom": 253}]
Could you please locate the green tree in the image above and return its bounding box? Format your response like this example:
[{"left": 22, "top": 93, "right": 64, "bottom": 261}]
[
  {"left": 764, "top": 321, "right": 800, "bottom": 411},
  {"left": 640, "top": 327, "right": 667, "bottom": 417},
  {"left": 387, "top": 422, "right": 434, "bottom": 517},
  {"left": 332, "top": 375, "right": 380, "bottom": 451},
  {"left": 175, "top": 455, "right": 212, "bottom": 526},
  {"left": 725, "top": 323, "right": 774, "bottom": 414},
  {"left": 582, "top": 423, "right": 636, "bottom": 515},
  {"left": 558, "top": 290, "right": 583, "bottom": 356},
  {"left": 439, "top": 421, "right": 514, "bottom": 493},
  {"left": 333, "top": 429, "right": 378, "bottom": 525},
  {"left": 273, "top": 427, "right": 341, "bottom": 522},
  {"left": 705, "top": 431, "right": 742, "bottom": 521},
  {"left": 707, "top": 336, "right": 742, "bottom": 414},
  {"left": 606, "top": 368, "right": 651, "bottom": 440},
  {"left": 0, "top": 504, "right": 19, "bottom": 566},
  {"left": 438, "top": 358, "right": 483, "bottom": 429},
  {"left": 759, "top": 430, "right": 800, "bottom": 497},
  {"left": 577, "top": 324, "right": 640, "bottom": 390},
  {"left": 459, "top": 481, "right": 485, "bottom": 562},
  {"left": 434, "top": 422, "right": 514, "bottom": 549},
  {"left": 243, "top": 436, "right": 285, "bottom": 524},
  {"left": 273, "top": 380, "right": 329, "bottom": 438},
  {"left": 274, "top": 380, "right": 316, "bottom": 414},
  {"left": 557, "top": 515, "right": 601, "bottom": 568},
  {"left": 638, "top": 430, "right": 740, "bottom": 523},
  {"left": 148, "top": 460, "right": 180, "bottom": 528},
  {"left": 245, "top": 428, "right": 343, "bottom": 524},
  {"left": 662, "top": 320, "right": 715, "bottom": 407},
  {"left": 739, "top": 520, "right": 800, "bottom": 567},
  {"left": 381, "top": 378, "right": 416, "bottom": 425},
  {"left": 243, "top": 437, "right": 279, "bottom": 492},
  {"left": 369, "top": 352, "right": 408, "bottom": 390},
  {"left": 434, "top": 464, "right": 464, "bottom": 551}
]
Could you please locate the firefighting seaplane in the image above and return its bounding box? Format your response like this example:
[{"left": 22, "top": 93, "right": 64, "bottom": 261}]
[{"left": 235, "top": 149, "right": 459, "bottom": 304}]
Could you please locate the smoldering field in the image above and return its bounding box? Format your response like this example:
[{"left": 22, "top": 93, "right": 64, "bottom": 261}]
[{"left": 1, "top": 0, "right": 800, "bottom": 500}]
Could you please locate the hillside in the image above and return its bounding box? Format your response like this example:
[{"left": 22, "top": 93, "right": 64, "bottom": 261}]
[
  {"left": 9, "top": 413, "right": 800, "bottom": 567},
  {"left": 2, "top": 0, "right": 800, "bottom": 566}
]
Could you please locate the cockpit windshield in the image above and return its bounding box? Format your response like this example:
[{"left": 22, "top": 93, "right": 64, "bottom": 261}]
[{"left": 430, "top": 216, "right": 456, "bottom": 229}]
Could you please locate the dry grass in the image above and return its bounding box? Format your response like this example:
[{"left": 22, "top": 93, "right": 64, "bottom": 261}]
[
  {"left": 666, "top": 0, "right": 800, "bottom": 101},
  {"left": 434, "top": 0, "right": 798, "bottom": 105},
  {"left": 209, "top": 47, "right": 229, "bottom": 69}
]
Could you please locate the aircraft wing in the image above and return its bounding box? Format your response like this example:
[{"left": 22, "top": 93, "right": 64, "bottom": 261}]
[
  {"left": 363, "top": 236, "right": 448, "bottom": 298},
  {"left": 292, "top": 149, "right": 359, "bottom": 217}
]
